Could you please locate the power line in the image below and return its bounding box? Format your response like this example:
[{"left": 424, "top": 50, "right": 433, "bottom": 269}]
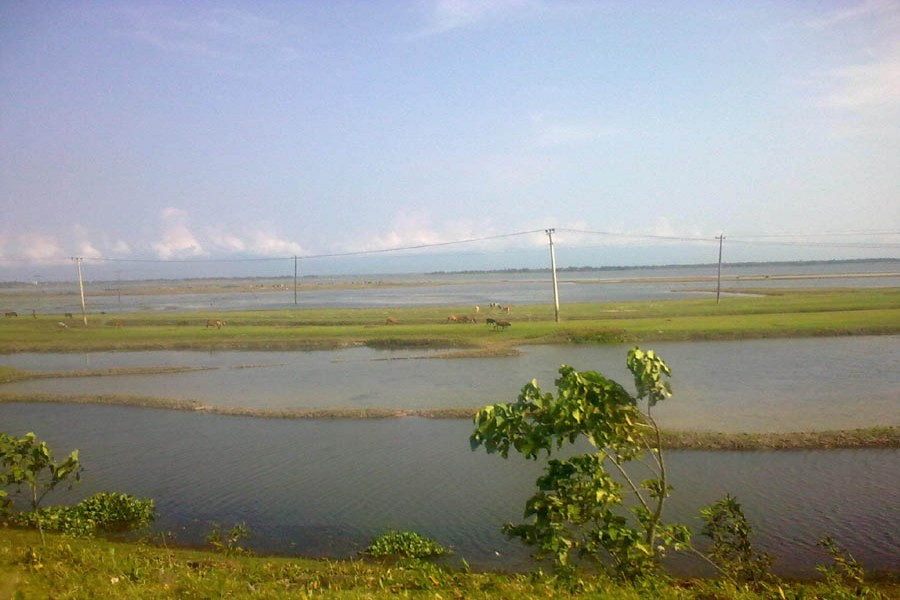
[
  {"left": 0, "top": 227, "right": 897, "bottom": 267},
  {"left": 558, "top": 228, "right": 715, "bottom": 243}
]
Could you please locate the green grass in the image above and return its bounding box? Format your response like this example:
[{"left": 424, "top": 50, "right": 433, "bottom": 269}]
[
  {"left": 1, "top": 288, "right": 898, "bottom": 353},
  {"left": 1, "top": 528, "right": 897, "bottom": 599}
]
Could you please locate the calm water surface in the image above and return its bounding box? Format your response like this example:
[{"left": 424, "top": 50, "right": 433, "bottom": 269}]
[
  {"left": 3, "top": 337, "right": 898, "bottom": 432},
  {"left": 9, "top": 260, "right": 900, "bottom": 313},
  {"left": 0, "top": 404, "right": 897, "bottom": 576}
]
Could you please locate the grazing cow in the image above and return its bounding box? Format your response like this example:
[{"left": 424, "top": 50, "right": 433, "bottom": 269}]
[
  {"left": 458, "top": 315, "right": 478, "bottom": 323},
  {"left": 446, "top": 315, "right": 459, "bottom": 323},
  {"left": 64, "top": 312, "right": 73, "bottom": 319},
  {"left": 206, "top": 319, "right": 225, "bottom": 329},
  {"left": 385, "top": 317, "right": 399, "bottom": 325},
  {"left": 485, "top": 318, "right": 496, "bottom": 327},
  {"left": 57, "top": 322, "right": 68, "bottom": 329},
  {"left": 4, "top": 311, "right": 17, "bottom": 317},
  {"left": 494, "top": 319, "right": 511, "bottom": 331}
]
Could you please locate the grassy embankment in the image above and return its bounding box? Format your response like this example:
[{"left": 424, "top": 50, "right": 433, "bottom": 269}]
[
  {"left": 2, "top": 528, "right": 898, "bottom": 599},
  {"left": 1, "top": 287, "right": 898, "bottom": 354}
]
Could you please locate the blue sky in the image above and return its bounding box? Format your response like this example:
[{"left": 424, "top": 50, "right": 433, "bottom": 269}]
[{"left": 1, "top": 1, "right": 898, "bottom": 279}]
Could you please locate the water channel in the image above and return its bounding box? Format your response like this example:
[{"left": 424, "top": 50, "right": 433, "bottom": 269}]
[
  {"left": 1, "top": 336, "right": 898, "bottom": 576},
  {"left": 3, "top": 337, "right": 897, "bottom": 432}
]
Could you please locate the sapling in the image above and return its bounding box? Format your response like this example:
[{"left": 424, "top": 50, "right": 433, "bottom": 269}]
[
  {"left": 470, "top": 347, "right": 690, "bottom": 580},
  {"left": 0, "top": 431, "right": 83, "bottom": 543}
]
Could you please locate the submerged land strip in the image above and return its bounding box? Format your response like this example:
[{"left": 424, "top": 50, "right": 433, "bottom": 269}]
[{"left": 1, "top": 392, "right": 897, "bottom": 450}]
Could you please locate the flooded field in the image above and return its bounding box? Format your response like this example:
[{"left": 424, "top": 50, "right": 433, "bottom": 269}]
[
  {"left": 0, "top": 404, "right": 897, "bottom": 576},
  {"left": 2, "top": 261, "right": 898, "bottom": 576},
  {"left": 3, "top": 337, "right": 897, "bottom": 432}
]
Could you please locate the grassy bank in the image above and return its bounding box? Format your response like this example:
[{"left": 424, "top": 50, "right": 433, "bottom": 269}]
[
  {"left": 1, "top": 288, "right": 898, "bottom": 353},
  {"left": 2, "top": 528, "right": 897, "bottom": 599}
]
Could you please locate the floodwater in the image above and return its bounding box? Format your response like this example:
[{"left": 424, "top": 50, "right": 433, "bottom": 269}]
[
  {"left": 0, "top": 405, "right": 897, "bottom": 576},
  {"left": 2, "top": 260, "right": 898, "bottom": 576},
  {"left": 7, "top": 259, "right": 900, "bottom": 313},
  {"left": 3, "top": 337, "right": 898, "bottom": 432}
]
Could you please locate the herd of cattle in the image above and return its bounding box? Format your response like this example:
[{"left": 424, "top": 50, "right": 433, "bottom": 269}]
[{"left": 383, "top": 303, "right": 512, "bottom": 330}]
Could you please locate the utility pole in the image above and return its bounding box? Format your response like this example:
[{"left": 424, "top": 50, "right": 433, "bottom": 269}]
[
  {"left": 74, "top": 257, "right": 88, "bottom": 326},
  {"left": 293, "top": 256, "right": 298, "bottom": 305},
  {"left": 715, "top": 234, "right": 725, "bottom": 304},
  {"left": 546, "top": 229, "right": 561, "bottom": 323}
]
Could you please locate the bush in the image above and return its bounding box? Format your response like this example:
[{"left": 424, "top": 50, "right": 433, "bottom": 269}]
[
  {"left": 13, "top": 492, "right": 155, "bottom": 537},
  {"left": 365, "top": 530, "right": 450, "bottom": 559}
]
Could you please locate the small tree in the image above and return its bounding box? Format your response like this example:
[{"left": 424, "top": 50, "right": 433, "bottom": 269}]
[
  {"left": 470, "top": 347, "right": 690, "bottom": 580},
  {"left": 0, "top": 432, "right": 83, "bottom": 542},
  {"left": 700, "top": 493, "right": 774, "bottom": 587}
]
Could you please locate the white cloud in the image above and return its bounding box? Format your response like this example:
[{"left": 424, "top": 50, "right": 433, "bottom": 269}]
[
  {"left": 820, "top": 56, "right": 900, "bottom": 110},
  {"left": 803, "top": 1, "right": 900, "bottom": 131},
  {"left": 152, "top": 208, "right": 206, "bottom": 259},
  {"left": 245, "top": 230, "right": 303, "bottom": 256},
  {"left": 109, "top": 239, "right": 132, "bottom": 255},
  {"left": 118, "top": 6, "right": 299, "bottom": 68},
  {"left": 206, "top": 227, "right": 247, "bottom": 253},
  {"left": 18, "top": 233, "right": 65, "bottom": 262},
  {"left": 411, "top": 0, "right": 540, "bottom": 37},
  {"left": 804, "top": 0, "right": 897, "bottom": 29},
  {"left": 78, "top": 241, "right": 103, "bottom": 259},
  {"left": 341, "top": 209, "right": 487, "bottom": 254}
]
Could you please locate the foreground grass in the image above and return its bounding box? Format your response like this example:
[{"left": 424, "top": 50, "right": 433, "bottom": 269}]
[
  {"left": 1, "top": 288, "right": 898, "bottom": 353},
  {"left": 2, "top": 529, "right": 897, "bottom": 599}
]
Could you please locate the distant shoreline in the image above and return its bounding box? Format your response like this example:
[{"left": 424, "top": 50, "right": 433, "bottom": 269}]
[{"left": 2, "top": 257, "right": 897, "bottom": 287}]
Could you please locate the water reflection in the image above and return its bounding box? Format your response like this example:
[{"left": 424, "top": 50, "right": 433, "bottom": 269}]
[{"left": 0, "top": 404, "right": 896, "bottom": 576}]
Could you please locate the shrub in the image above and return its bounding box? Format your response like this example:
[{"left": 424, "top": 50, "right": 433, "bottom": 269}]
[
  {"left": 206, "top": 521, "right": 252, "bottom": 556},
  {"left": 700, "top": 494, "right": 774, "bottom": 587},
  {"left": 365, "top": 530, "right": 450, "bottom": 559},
  {"left": 13, "top": 492, "right": 155, "bottom": 536}
]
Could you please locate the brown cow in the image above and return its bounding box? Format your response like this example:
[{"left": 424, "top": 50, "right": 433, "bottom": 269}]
[
  {"left": 385, "top": 317, "right": 399, "bottom": 325},
  {"left": 446, "top": 315, "right": 459, "bottom": 323},
  {"left": 206, "top": 319, "right": 225, "bottom": 329},
  {"left": 4, "top": 311, "right": 17, "bottom": 317},
  {"left": 494, "top": 319, "right": 511, "bottom": 330}
]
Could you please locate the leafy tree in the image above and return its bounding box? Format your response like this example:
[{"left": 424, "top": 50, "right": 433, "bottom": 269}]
[
  {"left": 470, "top": 347, "right": 690, "bottom": 579},
  {"left": 0, "top": 432, "right": 83, "bottom": 542}
]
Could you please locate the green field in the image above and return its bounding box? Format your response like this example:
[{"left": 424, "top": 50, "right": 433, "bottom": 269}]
[{"left": 1, "top": 287, "right": 898, "bottom": 354}]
